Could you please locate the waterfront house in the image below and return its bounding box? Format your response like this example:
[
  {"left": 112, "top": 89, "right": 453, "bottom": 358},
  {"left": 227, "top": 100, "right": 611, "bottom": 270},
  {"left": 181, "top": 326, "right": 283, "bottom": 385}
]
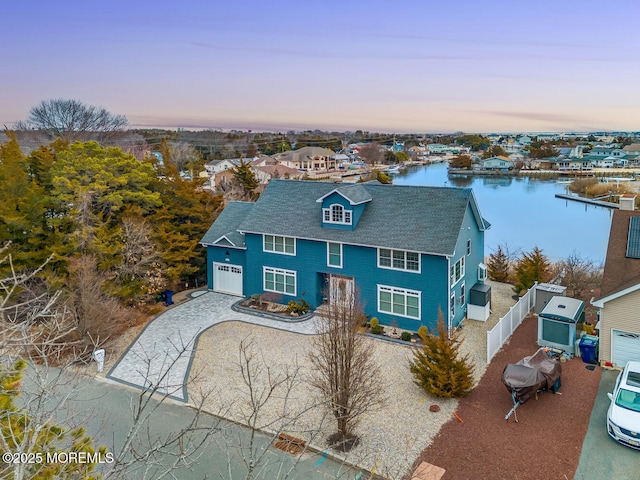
[
  {"left": 554, "top": 157, "right": 593, "bottom": 171},
  {"left": 481, "top": 156, "right": 513, "bottom": 171},
  {"left": 200, "top": 179, "right": 490, "bottom": 333},
  {"left": 592, "top": 208, "right": 640, "bottom": 367},
  {"left": 274, "top": 146, "right": 337, "bottom": 171}
]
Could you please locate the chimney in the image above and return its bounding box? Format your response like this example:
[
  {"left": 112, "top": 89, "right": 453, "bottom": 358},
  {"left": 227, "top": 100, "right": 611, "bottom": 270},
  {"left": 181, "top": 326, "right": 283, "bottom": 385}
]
[{"left": 619, "top": 194, "right": 636, "bottom": 211}]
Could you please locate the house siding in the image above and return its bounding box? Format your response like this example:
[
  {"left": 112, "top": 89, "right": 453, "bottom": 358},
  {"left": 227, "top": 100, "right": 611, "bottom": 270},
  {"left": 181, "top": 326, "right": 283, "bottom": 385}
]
[
  {"left": 599, "top": 288, "right": 640, "bottom": 364},
  {"left": 449, "top": 203, "right": 486, "bottom": 328},
  {"left": 241, "top": 232, "right": 451, "bottom": 332}
]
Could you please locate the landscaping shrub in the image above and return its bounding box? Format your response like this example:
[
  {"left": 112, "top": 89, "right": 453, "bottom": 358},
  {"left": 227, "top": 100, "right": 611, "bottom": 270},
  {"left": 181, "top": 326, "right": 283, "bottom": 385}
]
[
  {"left": 369, "top": 317, "right": 379, "bottom": 329},
  {"left": 371, "top": 325, "right": 383, "bottom": 335},
  {"left": 286, "top": 298, "right": 310, "bottom": 314},
  {"left": 401, "top": 331, "right": 412, "bottom": 342},
  {"left": 409, "top": 312, "right": 474, "bottom": 398},
  {"left": 417, "top": 325, "right": 428, "bottom": 339}
]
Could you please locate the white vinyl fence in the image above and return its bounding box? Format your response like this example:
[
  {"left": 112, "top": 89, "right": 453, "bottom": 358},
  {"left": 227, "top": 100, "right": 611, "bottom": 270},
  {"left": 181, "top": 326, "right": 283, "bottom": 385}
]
[{"left": 486, "top": 282, "right": 537, "bottom": 363}]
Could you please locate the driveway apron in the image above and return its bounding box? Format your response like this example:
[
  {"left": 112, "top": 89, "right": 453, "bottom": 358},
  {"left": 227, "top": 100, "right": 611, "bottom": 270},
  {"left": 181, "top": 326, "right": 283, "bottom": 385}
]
[
  {"left": 574, "top": 368, "right": 640, "bottom": 480},
  {"left": 107, "top": 292, "right": 318, "bottom": 401}
]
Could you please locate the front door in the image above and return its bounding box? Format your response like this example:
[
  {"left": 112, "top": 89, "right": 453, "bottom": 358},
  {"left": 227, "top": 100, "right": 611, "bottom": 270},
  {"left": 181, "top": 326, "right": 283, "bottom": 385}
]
[{"left": 329, "top": 275, "right": 354, "bottom": 305}]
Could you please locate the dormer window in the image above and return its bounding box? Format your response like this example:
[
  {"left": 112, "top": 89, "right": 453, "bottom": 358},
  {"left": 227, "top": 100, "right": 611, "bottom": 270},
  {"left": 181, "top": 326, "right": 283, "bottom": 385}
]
[{"left": 323, "top": 204, "right": 352, "bottom": 225}]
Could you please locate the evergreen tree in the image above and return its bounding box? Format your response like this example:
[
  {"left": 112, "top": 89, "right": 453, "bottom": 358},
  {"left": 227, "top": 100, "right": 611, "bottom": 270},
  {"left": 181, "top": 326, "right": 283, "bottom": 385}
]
[
  {"left": 150, "top": 156, "right": 224, "bottom": 289},
  {"left": 487, "top": 245, "right": 510, "bottom": 282},
  {"left": 409, "top": 312, "right": 474, "bottom": 398},
  {"left": 0, "top": 133, "right": 48, "bottom": 268},
  {"left": 0, "top": 360, "right": 107, "bottom": 480},
  {"left": 231, "top": 157, "right": 259, "bottom": 199},
  {"left": 514, "top": 246, "right": 552, "bottom": 294}
]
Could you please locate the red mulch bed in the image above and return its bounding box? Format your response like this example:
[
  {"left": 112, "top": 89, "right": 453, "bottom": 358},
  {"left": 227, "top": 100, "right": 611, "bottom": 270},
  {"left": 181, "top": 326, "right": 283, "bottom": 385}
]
[{"left": 413, "top": 315, "right": 602, "bottom": 480}]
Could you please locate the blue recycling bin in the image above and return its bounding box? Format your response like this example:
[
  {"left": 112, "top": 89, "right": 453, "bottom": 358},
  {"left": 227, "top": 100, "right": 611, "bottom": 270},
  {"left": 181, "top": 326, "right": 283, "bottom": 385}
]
[
  {"left": 163, "top": 290, "right": 174, "bottom": 306},
  {"left": 579, "top": 337, "right": 598, "bottom": 364}
]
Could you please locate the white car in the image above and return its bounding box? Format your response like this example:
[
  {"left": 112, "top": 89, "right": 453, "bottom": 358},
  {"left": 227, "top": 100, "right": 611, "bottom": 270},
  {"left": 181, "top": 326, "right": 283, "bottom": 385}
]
[{"left": 607, "top": 361, "right": 640, "bottom": 450}]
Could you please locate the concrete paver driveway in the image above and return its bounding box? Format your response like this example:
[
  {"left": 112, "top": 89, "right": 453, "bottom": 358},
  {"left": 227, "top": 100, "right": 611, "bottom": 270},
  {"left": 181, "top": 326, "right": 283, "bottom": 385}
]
[{"left": 107, "top": 292, "right": 318, "bottom": 401}]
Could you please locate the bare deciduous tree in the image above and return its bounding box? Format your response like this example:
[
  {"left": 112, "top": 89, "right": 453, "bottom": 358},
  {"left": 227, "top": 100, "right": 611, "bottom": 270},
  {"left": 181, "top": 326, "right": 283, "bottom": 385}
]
[
  {"left": 308, "top": 285, "right": 384, "bottom": 451},
  {"left": 16, "top": 99, "right": 128, "bottom": 142},
  {"left": 357, "top": 143, "right": 384, "bottom": 166},
  {"left": 556, "top": 251, "right": 602, "bottom": 302}
]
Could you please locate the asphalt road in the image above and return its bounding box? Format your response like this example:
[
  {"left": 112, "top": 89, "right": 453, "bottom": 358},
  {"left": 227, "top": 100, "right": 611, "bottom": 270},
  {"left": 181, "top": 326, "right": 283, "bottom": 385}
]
[
  {"left": 17, "top": 368, "right": 369, "bottom": 480},
  {"left": 574, "top": 369, "right": 639, "bottom": 480}
]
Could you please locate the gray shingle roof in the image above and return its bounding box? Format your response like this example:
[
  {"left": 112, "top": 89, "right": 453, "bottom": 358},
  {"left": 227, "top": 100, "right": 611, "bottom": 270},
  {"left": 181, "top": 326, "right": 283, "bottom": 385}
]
[
  {"left": 316, "top": 184, "right": 373, "bottom": 205},
  {"left": 200, "top": 201, "right": 254, "bottom": 248},
  {"left": 235, "top": 179, "right": 488, "bottom": 256}
]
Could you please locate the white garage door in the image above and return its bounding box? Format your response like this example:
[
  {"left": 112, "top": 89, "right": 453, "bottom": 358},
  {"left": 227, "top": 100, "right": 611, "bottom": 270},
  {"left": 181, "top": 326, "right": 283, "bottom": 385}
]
[
  {"left": 213, "top": 263, "right": 243, "bottom": 296},
  {"left": 612, "top": 329, "right": 640, "bottom": 367}
]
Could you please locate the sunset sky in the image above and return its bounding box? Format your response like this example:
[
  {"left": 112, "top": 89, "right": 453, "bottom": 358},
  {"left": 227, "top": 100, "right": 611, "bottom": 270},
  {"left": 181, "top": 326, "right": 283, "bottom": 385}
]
[{"left": 2, "top": 0, "right": 639, "bottom": 133}]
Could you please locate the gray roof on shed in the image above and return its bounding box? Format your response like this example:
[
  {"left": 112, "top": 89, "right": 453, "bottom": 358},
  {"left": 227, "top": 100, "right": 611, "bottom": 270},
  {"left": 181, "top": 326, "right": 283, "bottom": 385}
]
[
  {"left": 227, "top": 179, "right": 488, "bottom": 256},
  {"left": 200, "top": 201, "right": 254, "bottom": 248}
]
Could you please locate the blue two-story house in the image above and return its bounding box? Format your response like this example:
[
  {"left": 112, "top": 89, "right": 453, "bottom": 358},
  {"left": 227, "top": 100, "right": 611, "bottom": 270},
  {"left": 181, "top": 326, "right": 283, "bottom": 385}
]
[{"left": 200, "top": 179, "right": 490, "bottom": 334}]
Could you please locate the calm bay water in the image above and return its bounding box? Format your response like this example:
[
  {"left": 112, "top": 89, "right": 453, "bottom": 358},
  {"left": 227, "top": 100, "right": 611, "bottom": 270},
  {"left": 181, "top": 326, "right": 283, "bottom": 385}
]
[{"left": 392, "top": 163, "right": 613, "bottom": 264}]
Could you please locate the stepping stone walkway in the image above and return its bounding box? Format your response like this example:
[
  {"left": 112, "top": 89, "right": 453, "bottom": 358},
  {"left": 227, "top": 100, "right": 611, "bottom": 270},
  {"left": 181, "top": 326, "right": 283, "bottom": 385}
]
[{"left": 107, "top": 292, "right": 319, "bottom": 402}]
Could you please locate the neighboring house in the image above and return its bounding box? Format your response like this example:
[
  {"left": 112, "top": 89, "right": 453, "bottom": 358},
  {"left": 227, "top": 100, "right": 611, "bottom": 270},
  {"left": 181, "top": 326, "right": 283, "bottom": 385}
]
[
  {"left": 590, "top": 146, "right": 626, "bottom": 158},
  {"left": 200, "top": 179, "right": 490, "bottom": 333},
  {"left": 481, "top": 156, "right": 513, "bottom": 171},
  {"left": 622, "top": 144, "right": 640, "bottom": 156},
  {"left": 205, "top": 158, "right": 243, "bottom": 176},
  {"left": 592, "top": 156, "right": 616, "bottom": 168},
  {"left": 274, "top": 146, "right": 337, "bottom": 171},
  {"left": 518, "top": 135, "right": 532, "bottom": 146},
  {"left": 253, "top": 165, "right": 304, "bottom": 183},
  {"left": 592, "top": 208, "right": 640, "bottom": 367},
  {"left": 554, "top": 158, "right": 593, "bottom": 171}
]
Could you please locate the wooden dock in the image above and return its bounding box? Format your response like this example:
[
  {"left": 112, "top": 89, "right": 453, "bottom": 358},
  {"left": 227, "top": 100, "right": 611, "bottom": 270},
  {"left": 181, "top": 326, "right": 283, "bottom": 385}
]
[{"left": 555, "top": 193, "right": 619, "bottom": 209}]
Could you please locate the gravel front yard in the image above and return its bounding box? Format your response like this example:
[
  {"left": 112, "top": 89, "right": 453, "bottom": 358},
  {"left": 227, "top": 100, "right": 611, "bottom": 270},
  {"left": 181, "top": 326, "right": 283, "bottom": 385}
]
[{"left": 189, "top": 281, "right": 517, "bottom": 478}]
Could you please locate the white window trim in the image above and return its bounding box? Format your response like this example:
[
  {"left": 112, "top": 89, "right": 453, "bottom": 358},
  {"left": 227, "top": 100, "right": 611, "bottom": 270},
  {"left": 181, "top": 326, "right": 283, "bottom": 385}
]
[
  {"left": 377, "top": 284, "right": 421, "bottom": 320},
  {"left": 450, "top": 291, "right": 456, "bottom": 318},
  {"left": 322, "top": 204, "right": 353, "bottom": 225},
  {"left": 327, "top": 242, "right": 343, "bottom": 268},
  {"left": 450, "top": 256, "right": 465, "bottom": 286},
  {"left": 459, "top": 282, "right": 466, "bottom": 305},
  {"left": 466, "top": 239, "right": 471, "bottom": 256},
  {"left": 263, "top": 266, "right": 297, "bottom": 296},
  {"left": 478, "top": 263, "right": 487, "bottom": 281},
  {"left": 377, "top": 248, "right": 421, "bottom": 274},
  {"left": 263, "top": 234, "right": 296, "bottom": 256}
]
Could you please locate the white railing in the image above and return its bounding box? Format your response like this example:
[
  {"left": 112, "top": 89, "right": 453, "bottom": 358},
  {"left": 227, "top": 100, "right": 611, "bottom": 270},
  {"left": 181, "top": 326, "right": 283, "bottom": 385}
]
[{"left": 486, "top": 282, "right": 537, "bottom": 363}]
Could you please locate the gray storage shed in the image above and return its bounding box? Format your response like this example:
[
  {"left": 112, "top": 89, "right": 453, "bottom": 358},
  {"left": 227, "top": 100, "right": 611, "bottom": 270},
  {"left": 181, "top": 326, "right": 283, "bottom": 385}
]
[
  {"left": 535, "top": 283, "right": 567, "bottom": 314},
  {"left": 537, "top": 296, "right": 585, "bottom": 356}
]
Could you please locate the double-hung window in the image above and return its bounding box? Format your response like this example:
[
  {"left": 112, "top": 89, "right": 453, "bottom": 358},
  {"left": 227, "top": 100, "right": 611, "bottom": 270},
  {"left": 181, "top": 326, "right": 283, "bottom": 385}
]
[
  {"left": 327, "top": 242, "right": 342, "bottom": 268},
  {"left": 377, "top": 285, "right": 420, "bottom": 320},
  {"left": 263, "top": 235, "right": 295, "bottom": 255},
  {"left": 450, "top": 256, "right": 465, "bottom": 285},
  {"left": 378, "top": 249, "right": 420, "bottom": 273},
  {"left": 263, "top": 267, "right": 296, "bottom": 295}
]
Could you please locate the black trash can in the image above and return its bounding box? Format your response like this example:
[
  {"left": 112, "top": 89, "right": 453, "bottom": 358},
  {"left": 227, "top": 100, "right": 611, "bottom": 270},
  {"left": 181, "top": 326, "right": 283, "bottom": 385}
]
[
  {"left": 579, "top": 337, "right": 598, "bottom": 364},
  {"left": 163, "top": 290, "right": 174, "bottom": 306}
]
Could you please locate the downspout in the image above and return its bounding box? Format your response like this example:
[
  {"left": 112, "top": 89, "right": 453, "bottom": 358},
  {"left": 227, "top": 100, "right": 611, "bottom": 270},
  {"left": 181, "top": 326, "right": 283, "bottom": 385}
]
[{"left": 446, "top": 255, "right": 452, "bottom": 338}]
